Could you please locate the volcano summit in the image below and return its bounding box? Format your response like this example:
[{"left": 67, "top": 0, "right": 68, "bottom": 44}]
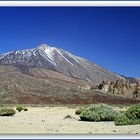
[{"left": 0, "top": 44, "right": 122, "bottom": 84}]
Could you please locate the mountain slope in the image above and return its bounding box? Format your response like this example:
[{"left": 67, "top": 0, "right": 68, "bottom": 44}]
[
  {"left": 0, "top": 44, "right": 122, "bottom": 84},
  {"left": 0, "top": 65, "right": 138, "bottom": 105}
]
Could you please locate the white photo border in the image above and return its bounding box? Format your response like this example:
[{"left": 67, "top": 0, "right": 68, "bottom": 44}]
[
  {"left": 0, "top": 1, "right": 140, "bottom": 6},
  {"left": 0, "top": 1, "right": 140, "bottom": 139}
]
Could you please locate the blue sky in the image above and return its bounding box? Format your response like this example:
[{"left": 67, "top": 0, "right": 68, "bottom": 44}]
[{"left": 0, "top": 7, "right": 140, "bottom": 78}]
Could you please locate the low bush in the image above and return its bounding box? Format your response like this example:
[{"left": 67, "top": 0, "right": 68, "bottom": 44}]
[
  {"left": 89, "top": 104, "right": 120, "bottom": 121},
  {"left": 115, "top": 114, "right": 131, "bottom": 126},
  {"left": 132, "top": 119, "right": 140, "bottom": 125},
  {"left": 0, "top": 108, "right": 16, "bottom": 116},
  {"left": 79, "top": 104, "right": 120, "bottom": 122},
  {"left": 16, "top": 106, "right": 23, "bottom": 112},
  {"left": 96, "top": 107, "right": 119, "bottom": 121},
  {"left": 23, "top": 108, "right": 28, "bottom": 111},
  {"left": 115, "top": 104, "right": 140, "bottom": 126},
  {"left": 80, "top": 109, "right": 100, "bottom": 121},
  {"left": 125, "top": 104, "right": 140, "bottom": 120},
  {"left": 75, "top": 107, "right": 85, "bottom": 115}
]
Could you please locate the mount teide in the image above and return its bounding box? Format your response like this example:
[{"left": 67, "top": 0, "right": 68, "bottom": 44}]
[
  {"left": 0, "top": 44, "right": 139, "bottom": 104},
  {"left": 0, "top": 44, "right": 122, "bottom": 84}
]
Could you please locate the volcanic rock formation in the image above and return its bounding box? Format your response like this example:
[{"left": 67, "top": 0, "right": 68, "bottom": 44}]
[{"left": 97, "top": 79, "right": 140, "bottom": 99}]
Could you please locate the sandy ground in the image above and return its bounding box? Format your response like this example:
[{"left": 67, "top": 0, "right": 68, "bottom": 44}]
[{"left": 0, "top": 107, "right": 140, "bottom": 134}]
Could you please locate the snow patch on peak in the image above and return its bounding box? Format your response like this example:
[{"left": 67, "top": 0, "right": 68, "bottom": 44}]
[
  {"left": 44, "top": 47, "right": 55, "bottom": 63},
  {"left": 38, "top": 44, "right": 74, "bottom": 66},
  {"left": 37, "top": 44, "right": 57, "bottom": 66},
  {"left": 55, "top": 49, "right": 74, "bottom": 66}
]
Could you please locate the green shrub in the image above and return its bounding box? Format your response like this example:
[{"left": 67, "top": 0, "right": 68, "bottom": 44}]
[
  {"left": 115, "top": 104, "right": 140, "bottom": 126},
  {"left": 23, "top": 108, "right": 28, "bottom": 111},
  {"left": 132, "top": 119, "right": 140, "bottom": 125},
  {"left": 96, "top": 107, "right": 120, "bottom": 121},
  {"left": 80, "top": 109, "right": 100, "bottom": 122},
  {"left": 124, "top": 104, "right": 140, "bottom": 120},
  {"left": 87, "top": 104, "right": 112, "bottom": 111},
  {"left": 88, "top": 104, "right": 120, "bottom": 121},
  {"left": 115, "top": 114, "right": 131, "bottom": 126},
  {"left": 79, "top": 104, "right": 120, "bottom": 122},
  {"left": 16, "top": 106, "right": 23, "bottom": 112},
  {"left": 75, "top": 107, "right": 85, "bottom": 115},
  {"left": 0, "top": 108, "right": 16, "bottom": 116}
]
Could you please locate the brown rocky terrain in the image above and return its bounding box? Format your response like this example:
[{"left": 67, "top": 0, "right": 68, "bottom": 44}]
[{"left": 0, "top": 65, "right": 139, "bottom": 105}]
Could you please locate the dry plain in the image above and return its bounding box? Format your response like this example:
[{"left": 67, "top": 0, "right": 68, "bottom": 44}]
[{"left": 0, "top": 107, "right": 140, "bottom": 134}]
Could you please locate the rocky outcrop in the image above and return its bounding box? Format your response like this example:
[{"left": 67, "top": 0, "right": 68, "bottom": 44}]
[
  {"left": 133, "top": 83, "right": 140, "bottom": 99},
  {"left": 78, "top": 85, "right": 91, "bottom": 90},
  {"left": 97, "top": 79, "right": 140, "bottom": 100}
]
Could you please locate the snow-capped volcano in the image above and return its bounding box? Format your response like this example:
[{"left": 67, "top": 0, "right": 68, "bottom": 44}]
[
  {"left": 37, "top": 44, "right": 75, "bottom": 66},
  {"left": 0, "top": 44, "right": 122, "bottom": 83}
]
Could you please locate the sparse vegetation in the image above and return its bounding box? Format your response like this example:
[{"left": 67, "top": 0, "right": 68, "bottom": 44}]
[
  {"left": 16, "top": 106, "right": 24, "bottom": 112},
  {"left": 77, "top": 104, "right": 120, "bottom": 122},
  {"left": 0, "top": 108, "right": 16, "bottom": 116},
  {"left": 70, "top": 87, "right": 77, "bottom": 92}
]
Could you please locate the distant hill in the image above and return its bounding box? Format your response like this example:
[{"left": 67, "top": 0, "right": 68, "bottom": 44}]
[{"left": 126, "top": 77, "right": 140, "bottom": 84}]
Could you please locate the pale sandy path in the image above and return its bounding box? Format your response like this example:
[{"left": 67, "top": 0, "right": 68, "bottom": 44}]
[{"left": 0, "top": 107, "right": 140, "bottom": 134}]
